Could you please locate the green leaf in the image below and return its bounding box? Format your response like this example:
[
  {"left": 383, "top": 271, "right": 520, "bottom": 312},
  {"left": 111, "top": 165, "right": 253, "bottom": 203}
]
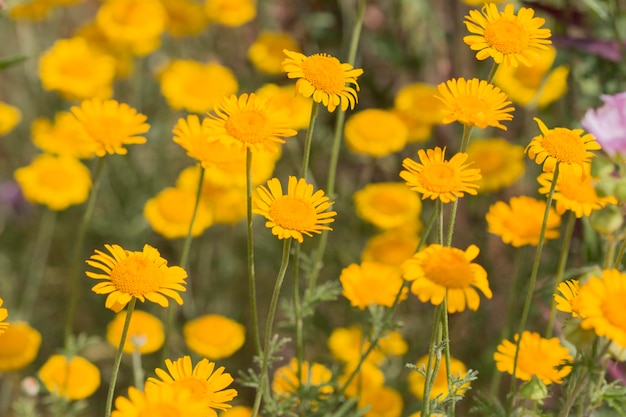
[{"left": 0, "top": 55, "right": 28, "bottom": 71}]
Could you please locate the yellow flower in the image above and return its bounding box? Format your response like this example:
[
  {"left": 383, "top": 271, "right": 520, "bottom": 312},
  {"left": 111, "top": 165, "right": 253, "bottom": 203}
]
[
  {"left": 31, "top": 112, "right": 97, "bottom": 158},
  {"left": 407, "top": 355, "right": 468, "bottom": 400},
  {"left": 328, "top": 325, "right": 408, "bottom": 365},
  {"left": 8, "top": 1, "right": 54, "bottom": 20},
  {"left": 248, "top": 31, "right": 300, "bottom": 75},
  {"left": 221, "top": 406, "right": 252, "bottom": 417},
  {"left": 526, "top": 118, "right": 601, "bottom": 177},
  {"left": 106, "top": 309, "right": 164, "bottom": 354},
  {"left": 0, "top": 298, "right": 8, "bottom": 335},
  {"left": 75, "top": 21, "right": 135, "bottom": 78},
  {"left": 339, "top": 361, "right": 385, "bottom": 398},
  {"left": 204, "top": 0, "right": 256, "bottom": 27},
  {"left": 255, "top": 83, "right": 312, "bottom": 130},
  {"left": 144, "top": 187, "right": 213, "bottom": 239},
  {"left": 340, "top": 262, "right": 407, "bottom": 310},
  {"left": 464, "top": 3, "right": 552, "bottom": 67},
  {"left": 436, "top": 78, "right": 514, "bottom": 130},
  {"left": 183, "top": 314, "right": 245, "bottom": 360},
  {"left": 361, "top": 231, "right": 420, "bottom": 268},
  {"left": 0, "top": 322, "right": 42, "bottom": 371},
  {"left": 344, "top": 109, "right": 408, "bottom": 157},
  {"left": 70, "top": 98, "right": 149, "bottom": 157},
  {"left": 554, "top": 279, "right": 581, "bottom": 318},
  {"left": 253, "top": 176, "right": 336, "bottom": 243},
  {"left": 160, "top": 0, "right": 209, "bottom": 37},
  {"left": 466, "top": 137, "right": 525, "bottom": 193},
  {"left": 0, "top": 101, "right": 22, "bottom": 135},
  {"left": 403, "top": 244, "right": 491, "bottom": 313},
  {"left": 358, "top": 386, "right": 403, "bottom": 417},
  {"left": 204, "top": 93, "right": 297, "bottom": 153},
  {"left": 400, "top": 147, "right": 481, "bottom": 204},
  {"left": 494, "top": 46, "right": 569, "bottom": 108},
  {"left": 393, "top": 83, "right": 445, "bottom": 143},
  {"left": 494, "top": 331, "right": 573, "bottom": 384},
  {"left": 353, "top": 182, "right": 422, "bottom": 231},
  {"left": 14, "top": 154, "right": 92, "bottom": 211},
  {"left": 272, "top": 358, "right": 333, "bottom": 399},
  {"left": 578, "top": 269, "right": 626, "bottom": 347},
  {"left": 160, "top": 60, "right": 239, "bottom": 114},
  {"left": 146, "top": 355, "right": 237, "bottom": 415},
  {"left": 538, "top": 164, "right": 617, "bottom": 217},
  {"left": 112, "top": 384, "right": 208, "bottom": 417},
  {"left": 96, "top": 0, "right": 167, "bottom": 56},
  {"left": 86, "top": 244, "right": 187, "bottom": 312},
  {"left": 462, "top": 0, "right": 505, "bottom": 6},
  {"left": 38, "top": 355, "right": 100, "bottom": 400},
  {"left": 38, "top": 37, "right": 116, "bottom": 100},
  {"left": 486, "top": 196, "right": 561, "bottom": 247},
  {"left": 282, "top": 50, "right": 364, "bottom": 112}
]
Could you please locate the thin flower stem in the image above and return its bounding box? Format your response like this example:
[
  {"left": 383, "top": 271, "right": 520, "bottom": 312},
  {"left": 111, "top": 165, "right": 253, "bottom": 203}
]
[
  {"left": 131, "top": 349, "right": 144, "bottom": 391},
  {"left": 247, "top": 148, "right": 262, "bottom": 354},
  {"left": 509, "top": 163, "right": 560, "bottom": 409},
  {"left": 300, "top": 101, "right": 320, "bottom": 181},
  {"left": 604, "top": 235, "right": 618, "bottom": 269},
  {"left": 486, "top": 62, "right": 501, "bottom": 84},
  {"left": 458, "top": 123, "right": 474, "bottom": 154},
  {"left": 446, "top": 124, "right": 474, "bottom": 246},
  {"left": 422, "top": 304, "right": 444, "bottom": 417},
  {"left": 437, "top": 200, "right": 444, "bottom": 245},
  {"left": 546, "top": 211, "right": 576, "bottom": 338},
  {"left": 105, "top": 297, "right": 137, "bottom": 417},
  {"left": 441, "top": 294, "right": 454, "bottom": 417},
  {"left": 251, "top": 238, "right": 292, "bottom": 417},
  {"left": 293, "top": 244, "right": 304, "bottom": 384},
  {"left": 64, "top": 157, "right": 106, "bottom": 342},
  {"left": 613, "top": 237, "right": 626, "bottom": 268}
]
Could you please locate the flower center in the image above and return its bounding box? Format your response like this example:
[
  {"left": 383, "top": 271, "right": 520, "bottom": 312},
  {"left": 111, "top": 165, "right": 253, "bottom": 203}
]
[
  {"left": 225, "top": 110, "right": 272, "bottom": 145},
  {"left": 418, "top": 163, "right": 457, "bottom": 192},
  {"left": 139, "top": 405, "right": 181, "bottom": 417},
  {"left": 109, "top": 255, "right": 164, "bottom": 296},
  {"left": 484, "top": 18, "right": 529, "bottom": 54},
  {"left": 421, "top": 249, "right": 473, "bottom": 288},
  {"left": 269, "top": 196, "right": 317, "bottom": 231},
  {"left": 452, "top": 96, "right": 491, "bottom": 126},
  {"left": 540, "top": 129, "right": 588, "bottom": 164},
  {"left": 84, "top": 116, "right": 124, "bottom": 147},
  {"left": 602, "top": 292, "right": 626, "bottom": 331},
  {"left": 174, "top": 378, "right": 207, "bottom": 402},
  {"left": 157, "top": 190, "right": 195, "bottom": 224},
  {"left": 301, "top": 54, "right": 346, "bottom": 94}
]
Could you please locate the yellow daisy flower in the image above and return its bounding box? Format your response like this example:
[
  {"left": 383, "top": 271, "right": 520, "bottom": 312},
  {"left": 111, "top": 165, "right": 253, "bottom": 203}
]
[
  {"left": 494, "top": 331, "right": 573, "bottom": 384},
  {"left": 407, "top": 354, "right": 468, "bottom": 400},
  {"left": 353, "top": 182, "right": 422, "bottom": 231},
  {"left": 111, "top": 384, "right": 208, "bottom": 417},
  {"left": 221, "top": 406, "right": 252, "bottom": 417},
  {"left": 0, "top": 298, "right": 8, "bottom": 335},
  {"left": 554, "top": 279, "right": 581, "bottom": 318},
  {"left": 578, "top": 269, "right": 626, "bottom": 346},
  {"left": 361, "top": 231, "right": 420, "bottom": 268},
  {"left": 340, "top": 262, "right": 408, "bottom": 310},
  {"left": 463, "top": 3, "right": 552, "bottom": 67},
  {"left": 526, "top": 117, "right": 601, "bottom": 177},
  {"left": 486, "top": 196, "right": 561, "bottom": 247},
  {"left": 339, "top": 361, "right": 385, "bottom": 398},
  {"left": 400, "top": 147, "right": 481, "bottom": 204},
  {"left": 344, "top": 109, "right": 408, "bottom": 157},
  {"left": 357, "top": 386, "right": 403, "bottom": 417},
  {"left": 328, "top": 326, "right": 406, "bottom": 365},
  {"left": 106, "top": 309, "right": 165, "bottom": 354},
  {"left": 146, "top": 355, "right": 237, "bottom": 414},
  {"left": 31, "top": 112, "right": 97, "bottom": 159},
  {"left": 253, "top": 176, "right": 336, "bottom": 243},
  {"left": 281, "top": 50, "right": 364, "bottom": 112},
  {"left": 204, "top": 93, "right": 297, "bottom": 153},
  {"left": 436, "top": 78, "right": 514, "bottom": 130},
  {"left": 393, "top": 82, "right": 445, "bottom": 143},
  {"left": 0, "top": 101, "right": 22, "bottom": 136},
  {"left": 248, "top": 31, "right": 300, "bottom": 75},
  {"left": 75, "top": 21, "right": 135, "bottom": 79},
  {"left": 0, "top": 322, "right": 42, "bottom": 371},
  {"left": 402, "top": 244, "right": 492, "bottom": 313},
  {"left": 70, "top": 98, "right": 149, "bottom": 157},
  {"left": 14, "top": 154, "right": 92, "bottom": 211},
  {"left": 272, "top": 358, "right": 333, "bottom": 399},
  {"left": 204, "top": 0, "right": 256, "bottom": 27},
  {"left": 255, "top": 83, "right": 312, "bottom": 130},
  {"left": 8, "top": 1, "right": 54, "bottom": 20},
  {"left": 144, "top": 187, "right": 213, "bottom": 239},
  {"left": 538, "top": 163, "right": 617, "bottom": 217},
  {"left": 466, "top": 137, "right": 525, "bottom": 193},
  {"left": 38, "top": 355, "right": 101, "bottom": 400},
  {"left": 161, "top": 0, "right": 209, "bottom": 37},
  {"left": 183, "top": 314, "right": 245, "bottom": 360},
  {"left": 86, "top": 244, "right": 187, "bottom": 312}
]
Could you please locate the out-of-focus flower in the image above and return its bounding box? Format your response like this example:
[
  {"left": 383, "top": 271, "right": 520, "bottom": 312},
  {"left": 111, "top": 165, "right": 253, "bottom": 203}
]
[
  {"left": 466, "top": 138, "right": 524, "bottom": 193},
  {"left": 272, "top": 358, "right": 333, "bottom": 399},
  {"left": 248, "top": 32, "right": 300, "bottom": 75},
  {"left": 361, "top": 231, "right": 419, "bottom": 268},
  {"left": 75, "top": 21, "right": 135, "bottom": 79},
  {"left": 38, "top": 355, "right": 100, "bottom": 400},
  {"left": 106, "top": 309, "right": 165, "bottom": 354},
  {"left": 581, "top": 91, "right": 626, "bottom": 159},
  {"left": 328, "top": 325, "right": 407, "bottom": 365},
  {"left": 183, "top": 314, "right": 245, "bottom": 360},
  {"left": 0, "top": 102, "right": 22, "bottom": 135},
  {"left": 111, "top": 384, "right": 207, "bottom": 417},
  {"left": 339, "top": 361, "right": 385, "bottom": 398},
  {"left": 344, "top": 109, "right": 408, "bottom": 157},
  {"left": 358, "top": 386, "right": 403, "bottom": 417},
  {"left": 8, "top": 0, "right": 82, "bottom": 20},
  {"left": 462, "top": 0, "right": 505, "bottom": 6},
  {"left": 340, "top": 262, "right": 407, "bottom": 310},
  {"left": 0, "top": 322, "right": 42, "bottom": 371},
  {"left": 144, "top": 187, "right": 213, "bottom": 239},
  {"left": 554, "top": 279, "right": 581, "bottom": 318},
  {"left": 204, "top": 0, "right": 256, "bottom": 27},
  {"left": 31, "top": 112, "right": 97, "bottom": 159},
  {"left": 353, "top": 182, "right": 421, "bottom": 231},
  {"left": 408, "top": 355, "right": 468, "bottom": 400},
  {"left": 160, "top": 0, "right": 209, "bottom": 37},
  {"left": 393, "top": 83, "right": 445, "bottom": 143},
  {"left": 255, "top": 83, "right": 312, "bottom": 130},
  {"left": 0, "top": 298, "right": 8, "bottom": 335},
  {"left": 221, "top": 406, "right": 252, "bottom": 417}
]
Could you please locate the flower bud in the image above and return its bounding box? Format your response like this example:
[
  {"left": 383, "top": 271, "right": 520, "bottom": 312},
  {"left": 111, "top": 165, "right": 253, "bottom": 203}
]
[
  {"left": 590, "top": 205, "right": 623, "bottom": 235},
  {"left": 520, "top": 375, "right": 548, "bottom": 402}
]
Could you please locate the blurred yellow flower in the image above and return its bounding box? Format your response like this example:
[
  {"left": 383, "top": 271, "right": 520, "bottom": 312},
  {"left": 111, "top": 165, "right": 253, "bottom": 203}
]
[
  {"left": 106, "top": 309, "right": 165, "bottom": 354},
  {"left": 86, "top": 244, "right": 187, "bottom": 312},
  {"left": 38, "top": 37, "right": 116, "bottom": 100},
  {"left": 344, "top": 109, "right": 408, "bottom": 157},
  {"left": 353, "top": 182, "right": 422, "bottom": 231},
  {"left": 31, "top": 112, "right": 97, "bottom": 159},
  {"left": 357, "top": 386, "right": 403, "bottom": 417},
  {"left": 272, "top": 358, "right": 333, "bottom": 399},
  {"left": 462, "top": 0, "right": 505, "bottom": 6},
  {"left": 361, "top": 231, "right": 420, "bottom": 268},
  {"left": 160, "top": 0, "right": 209, "bottom": 37},
  {"left": 403, "top": 244, "right": 492, "bottom": 313},
  {"left": 328, "top": 325, "right": 407, "bottom": 365},
  {"left": 282, "top": 50, "right": 364, "bottom": 112},
  {"left": 205, "top": 0, "right": 256, "bottom": 27},
  {"left": 466, "top": 137, "right": 524, "bottom": 193},
  {"left": 339, "top": 361, "right": 385, "bottom": 398},
  {"left": 494, "top": 331, "right": 572, "bottom": 384},
  {"left": 486, "top": 196, "right": 561, "bottom": 247},
  {"left": 111, "top": 384, "right": 207, "bottom": 417},
  {"left": 70, "top": 98, "right": 149, "bottom": 157},
  {"left": 393, "top": 82, "right": 445, "bottom": 143},
  {"left": 183, "top": 314, "right": 245, "bottom": 360},
  {"left": 248, "top": 31, "right": 300, "bottom": 75},
  {"left": 0, "top": 101, "right": 22, "bottom": 135},
  {"left": 408, "top": 354, "right": 468, "bottom": 400},
  {"left": 0, "top": 299, "right": 8, "bottom": 335},
  {"left": 221, "top": 406, "right": 252, "bottom": 417},
  {"left": 160, "top": 61, "right": 239, "bottom": 114},
  {"left": 38, "top": 355, "right": 100, "bottom": 400},
  {"left": 8, "top": 0, "right": 82, "bottom": 20},
  {"left": 554, "top": 279, "right": 581, "bottom": 318},
  {"left": 14, "top": 154, "right": 92, "bottom": 211},
  {"left": 340, "top": 262, "right": 407, "bottom": 310},
  {"left": 0, "top": 322, "right": 42, "bottom": 371},
  {"left": 144, "top": 187, "right": 213, "bottom": 239},
  {"left": 255, "top": 83, "right": 312, "bottom": 130}
]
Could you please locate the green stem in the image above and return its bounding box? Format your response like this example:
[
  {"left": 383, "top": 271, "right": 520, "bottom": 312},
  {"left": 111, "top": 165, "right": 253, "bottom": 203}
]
[
  {"left": 300, "top": 101, "right": 320, "bottom": 181},
  {"left": 441, "top": 293, "right": 454, "bottom": 417},
  {"left": 131, "top": 349, "right": 144, "bottom": 391},
  {"left": 251, "top": 238, "right": 292, "bottom": 417},
  {"left": 422, "top": 305, "right": 444, "bottom": 416},
  {"left": 437, "top": 200, "right": 444, "bottom": 245},
  {"left": 604, "top": 235, "right": 618, "bottom": 269},
  {"left": 105, "top": 297, "right": 136, "bottom": 417},
  {"left": 64, "top": 157, "right": 106, "bottom": 342},
  {"left": 293, "top": 244, "right": 304, "bottom": 384},
  {"left": 246, "top": 148, "right": 262, "bottom": 354},
  {"left": 458, "top": 123, "right": 473, "bottom": 154},
  {"left": 445, "top": 125, "right": 474, "bottom": 246},
  {"left": 486, "top": 62, "right": 501, "bottom": 84},
  {"left": 613, "top": 237, "right": 626, "bottom": 268}
]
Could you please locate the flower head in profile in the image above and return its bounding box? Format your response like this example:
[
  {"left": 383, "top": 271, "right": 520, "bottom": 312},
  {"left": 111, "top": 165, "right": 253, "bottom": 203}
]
[
  {"left": 204, "top": 93, "right": 297, "bottom": 153},
  {"left": 344, "top": 109, "right": 408, "bottom": 157},
  {"left": 111, "top": 384, "right": 207, "bottom": 417},
  {"left": 253, "top": 176, "right": 336, "bottom": 243},
  {"left": 581, "top": 91, "right": 626, "bottom": 158},
  {"left": 146, "top": 355, "right": 237, "bottom": 416},
  {"left": 0, "top": 322, "right": 42, "bottom": 371},
  {"left": 340, "top": 262, "right": 408, "bottom": 310},
  {"left": 400, "top": 147, "right": 481, "bottom": 204},
  {"left": 205, "top": 0, "right": 256, "bottom": 27},
  {"left": 282, "top": 50, "right": 364, "bottom": 112},
  {"left": 393, "top": 82, "right": 445, "bottom": 143},
  {"left": 554, "top": 279, "right": 581, "bottom": 318},
  {"left": 494, "top": 331, "right": 573, "bottom": 384},
  {"left": 486, "top": 196, "right": 561, "bottom": 247},
  {"left": 31, "top": 112, "right": 97, "bottom": 159},
  {"left": 70, "top": 98, "right": 149, "bottom": 157},
  {"left": 38, "top": 355, "right": 101, "bottom": 400},
  {"left": 183, "top": 314, "right": 245, "bottom": 360},
  {"left": 353, "top": 182, "right": 422, "bottom": 231},
  {"left": 467, "top": 137, "right": 525, "bottom": 193},
  {"left": 86, "top": 244, "right": 187, "bottom": 312},
  {"left": 272, "top": 358, "right": 333, "bottom": 400},
  {"left": 436, "top": 78, "right": 514, "bottom": 130},
  {"left": 248, "top": 31, "right": 300, "bottom": 75},
  {"left": 526, "top": 117, "right": 601, "bottom": 177},
  {"left": 0, "top": 299, "right": 8, "bottom": 335},
  {"left": 107, "top": 310, "right": 165, "bottom": 354},
  {"left": 408, "top": 355, "right": 468, "bottom": 400},
  {"left": 578, "top": 269, "right": 626, "bottom": 346},
  {"left": 0, "top": 101, "right": 22, "bottom": 136},
  {"left": 144, "top": 187, "right": 213, "bottom": 239},
  {"left": 464, "top": 3, "right": 552, "bottom": 67}
]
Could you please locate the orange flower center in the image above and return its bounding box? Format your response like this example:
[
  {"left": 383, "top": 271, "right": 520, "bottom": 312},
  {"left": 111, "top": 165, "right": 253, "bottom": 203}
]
[
  {"left": 269, "top": 196, "right": 316, "bottom": 231},
  {"left": 84, "top": 116, "right": 124, "bottom": 147},
  {"left": 301, "top": 54, "right": 346, "bottom": 95},
  {"left": 603, "top": 292, "right": 626, "bottom": 331},
  {"left": 110, "top": 255, "right": 163, "bottom": 296},
  {"left": 421, "top": 249, "right": 473, "bottom": 288},
  {"left": 484, "top": 18, "right": 529, "bottom": 54},
  {"left": 225, "top": 110, "right": 272, "bottom": 145},
  {"left": 540, "top": 129, "right": 587, "bottom": 164},
  {"left": 418, "top": 163, "right": 457, "bottom": 192},
  {"left": 174, "top": 378, "right": 207, "bottom": 402},
  {"left": 451, "top": 95, "right": 492, "bottom": 126}
]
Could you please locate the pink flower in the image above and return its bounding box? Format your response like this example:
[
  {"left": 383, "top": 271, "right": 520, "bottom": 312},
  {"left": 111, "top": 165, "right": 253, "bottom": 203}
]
[{"left": 581, "top": 92, "right": 626, "bottom": 157}]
